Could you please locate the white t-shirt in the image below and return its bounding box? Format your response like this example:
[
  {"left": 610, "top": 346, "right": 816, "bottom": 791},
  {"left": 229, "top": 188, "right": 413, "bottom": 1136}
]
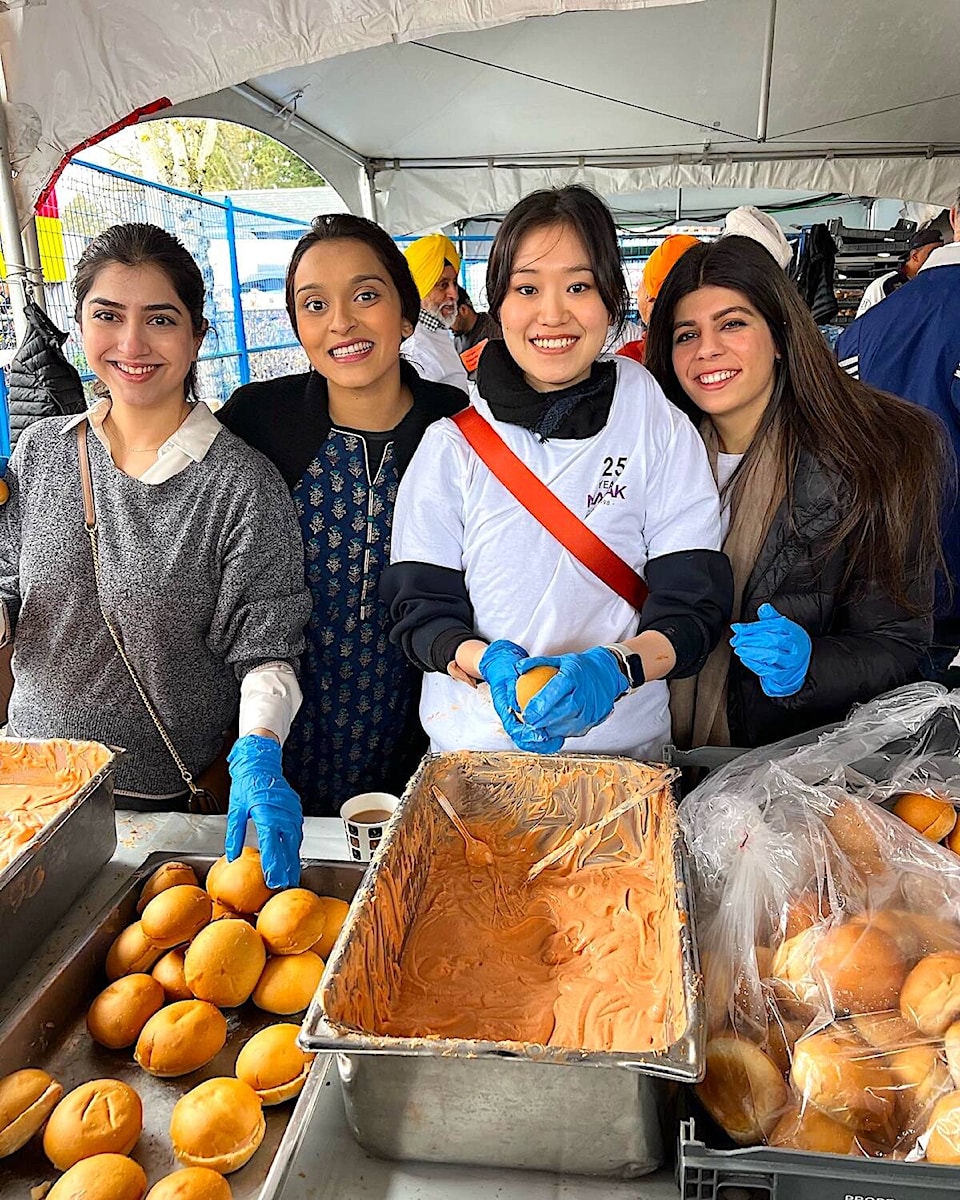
[
  {"left": 401, "top": 323, "right": 469, "bottom": 393},
  {"left": 391, "top": 356, "right": 722, "bottom": 760},
  {"left": 855, "top": 271, "right": 898, "bottom": 319},
  {"left": 716, "top": 451, "right": 743, "bottom": 542}
]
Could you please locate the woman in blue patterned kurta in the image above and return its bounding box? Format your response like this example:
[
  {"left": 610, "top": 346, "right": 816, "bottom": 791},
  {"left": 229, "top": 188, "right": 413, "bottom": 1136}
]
[{"left": 219, "top": 216, "right": 464, "bottom": 815}]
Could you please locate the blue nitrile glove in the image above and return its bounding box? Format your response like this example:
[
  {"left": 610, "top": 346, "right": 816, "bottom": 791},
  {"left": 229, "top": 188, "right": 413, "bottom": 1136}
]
[
  {"left": 225, "top": 734, "right": 303, "bottom": 888},
  {"left": 478, "top": 640, "right": 564, "bottom": 753},
  {"left": 521, "top": 647, "right": 629, "bottom": 739},
  {"left": 730, "top": 603, "right": 812, "bottom": 698}
]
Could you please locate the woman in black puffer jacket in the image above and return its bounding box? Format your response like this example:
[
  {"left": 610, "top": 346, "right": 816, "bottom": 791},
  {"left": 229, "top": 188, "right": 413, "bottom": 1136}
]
[{"left": 645, "top": 235, "right": 948, "bottom": 750}]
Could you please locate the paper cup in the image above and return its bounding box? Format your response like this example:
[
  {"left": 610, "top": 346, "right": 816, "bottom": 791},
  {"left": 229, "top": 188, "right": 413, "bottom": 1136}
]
[{"left": 340, "top": 792, "right": 399, "bottom": 862}]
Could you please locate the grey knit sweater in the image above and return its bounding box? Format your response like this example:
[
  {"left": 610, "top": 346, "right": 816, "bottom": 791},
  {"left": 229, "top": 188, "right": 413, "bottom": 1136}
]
[{"left": 0, "top": 417, "right": 311, "bottom": 802}]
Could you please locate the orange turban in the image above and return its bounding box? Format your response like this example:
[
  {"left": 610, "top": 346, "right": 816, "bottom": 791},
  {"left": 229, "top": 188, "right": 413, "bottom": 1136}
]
[
  {"left": 403, "top": 234, "right": 461, "bottom": 300},
  {"left": 642, "top": 234, "right": 700, "bottom": 299}
]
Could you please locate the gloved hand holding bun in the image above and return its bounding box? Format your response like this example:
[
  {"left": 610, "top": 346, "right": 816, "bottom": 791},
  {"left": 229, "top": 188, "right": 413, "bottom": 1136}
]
[
  {"left": 520, "top": 647, "right": 628, "bottom": 740},
  {"left": 226, "top": 734, "right": 303, "bottom": 889}
]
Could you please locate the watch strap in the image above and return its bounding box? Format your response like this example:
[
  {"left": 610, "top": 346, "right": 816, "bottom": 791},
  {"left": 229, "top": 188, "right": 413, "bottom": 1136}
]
[{"left": 604, "top": 642, "right": 646, "bottom": 691}]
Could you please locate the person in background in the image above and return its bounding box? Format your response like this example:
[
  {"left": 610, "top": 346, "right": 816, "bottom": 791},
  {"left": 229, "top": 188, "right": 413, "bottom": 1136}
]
[
  {"left": 6, "top": 298, "right": 86, "bottom": 448},
  {"left": 854, "top": 227, "right": 943, "bottom": 317},
  {"left": 383, "top": 185, "right": 731, "bottom": 761},
  {"left": 219, "top": 215, "right": 465, "bottom": 816},
  {"left": 646, "top": 236, "right": 946, "bottom": 750},
  {"left": 453, "top": 286, "right": 501, "bottom": 377},
  {"left": 722, "top": 206, "right": 794, "bottom": 271},
  {"left": 0, "top": 224, "right": 309, "bottom": 884},
  {"left": 400, "top": 233, "right": 469, "bottom": 393},
  {"left": 617, "top": 233, "right": 700, "bottom": 364},
  {"left": 836, "top": 193, "right": 960, "bottom": 673}
]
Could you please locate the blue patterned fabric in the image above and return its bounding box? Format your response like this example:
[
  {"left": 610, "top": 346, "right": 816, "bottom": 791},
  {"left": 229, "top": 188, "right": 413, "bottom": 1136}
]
[{"left": 284, "top": 429, "right": 417, "bottom": 816}]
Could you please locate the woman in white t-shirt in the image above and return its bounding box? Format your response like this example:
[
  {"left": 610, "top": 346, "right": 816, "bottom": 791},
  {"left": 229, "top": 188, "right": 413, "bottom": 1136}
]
[{"left": 381, "top": 186, "right": 732, "bottom": 760}]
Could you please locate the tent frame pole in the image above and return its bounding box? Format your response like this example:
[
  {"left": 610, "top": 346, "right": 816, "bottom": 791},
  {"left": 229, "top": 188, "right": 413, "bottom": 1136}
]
[
  {"left": 756, "top": 0, "right": 777, "bottom": 142},
  {"left": 0, "top": 101, "right": 29, "bottom": 344}
]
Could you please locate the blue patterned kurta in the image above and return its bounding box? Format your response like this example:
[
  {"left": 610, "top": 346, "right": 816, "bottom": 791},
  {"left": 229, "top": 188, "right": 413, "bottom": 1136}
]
[{"left": 284, "top": 429, "right": 416, "bottom": 816}]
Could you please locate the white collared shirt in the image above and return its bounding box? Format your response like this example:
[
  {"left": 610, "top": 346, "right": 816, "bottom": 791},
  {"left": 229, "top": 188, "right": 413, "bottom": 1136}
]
[
  {"left": 60, "top": 399, "right": 301, "bottom": 743},
  {"left": 919, "top": 242, "right": 960, "bottom": 272}
]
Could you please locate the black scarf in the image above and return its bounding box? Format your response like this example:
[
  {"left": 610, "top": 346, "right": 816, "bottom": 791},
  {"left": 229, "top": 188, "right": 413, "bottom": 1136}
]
[{"left": 475, "top": 339, "right": 616, "bottom": 440}]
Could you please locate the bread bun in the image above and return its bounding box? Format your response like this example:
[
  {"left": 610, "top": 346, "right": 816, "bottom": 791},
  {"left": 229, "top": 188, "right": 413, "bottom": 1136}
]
[
  {"left": 145, "top": 1166, "right": 233, "bottom": 1199},
  {"left": 814, "top": 922, "right": 907, "bottom": 1014},
  {"left": 170, "top": 1078, "right": 264, "bottom": 1174},
  {"left": 790, "top": 1028, "right": 894, "bottom": 1133},
  {"left": 151, "top": 949, "right": 193, "bottom": 1002},
  {"left": 924, "top": 1089, "right": 960, "bottom": 1164},
  {"left": 105, "top": 922, "right": 164, "bottom": 981},
  {"left": 824, "top": 795, "right": 882, "bottom": 876},
  {"left": 86, "top": 974, "right": 165, "bottom": 1049},
  {"left": 48, "top": 1153, "right": 148, "bottom": 1200},
  {"left": 885, "top": 1043, "right": 951, "bottom": 1127},
  {"left": 184, "top": 920, "right": 266, "bottom": 1008},
  {"left": 0, "top": 1068, "right": 63, "bottom": 1157},
  {"left": 516, "top": 665, "right": 559, "bottom": 713},
  {"left": 134, "top": 1000, "right": 227, "bottom": 1077},
  {"left": 893, "top": 792, "right": 957, "bottom": 842},
  {"left": 137, "top": 861, "right": 199, "bottom": 914},
  {"left": 852, "top": 1009, "right": 925, "bottom": 1050},
  {"left": 760, "top": 1013, "right": 804, "bottom": 1076},
  {"left": 900, "top": 951, "right": 960, "bottom": 1035},
  {"left": 945, "top": 821, "right": 960, "bottom": 855},
  {"left": 848, "top": 910, "right": 927, "bottom": 966},
  {"left": 946, "top": 1021, "right": 960, "bottom": 1086},
  {"left": 255, "top": 889, "right": 326, "bottom": 955},
  {"left": 695, "top": 1036, "right": 787, "bottom": 1146},
  {"left": 768, "top": 1104, "right": 860, "bottom": 1154},
  {"left": 43, "top": 1078, "right": 142, "bottom": 1169},
  {"left": 769, "top": 926, "right": 821, "bottom": 1019},
  {"left": 905, "top": 913, "right": 960, "bottom": 957},
  {"left": 210, "top": 900, "right": 247, "bottom": 922},
  {"left": 252, "top": 951, "right": 324, "bottom": 1015},
  {"left": 204, "top": 849, "right": 273, "bottom": 915},
  {"left": 783, "top": 890, "right": 831, "bottom": 941},
  {"left": 141, "top": 885, "right": 212, "bottom": 949},
  {"left": 312, "top": 896, "right": 350, "bottom": 960},
  {"left": 235, "top": 1023, "right": 316, "bottom": 1105}
]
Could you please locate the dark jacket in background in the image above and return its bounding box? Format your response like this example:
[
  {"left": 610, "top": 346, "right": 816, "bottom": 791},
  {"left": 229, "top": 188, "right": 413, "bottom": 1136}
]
[
  {"left": 728, "top": 452, "right": 932, "bottom": 747},
  {"left": 7, "top": 301, "right": 85, "bottom": 448},
  {"left": 793, "top": 224, "right": 839, "bottom": 324}
]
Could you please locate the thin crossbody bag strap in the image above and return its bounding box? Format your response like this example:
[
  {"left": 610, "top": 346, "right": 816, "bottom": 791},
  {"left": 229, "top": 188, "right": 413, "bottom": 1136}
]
[{"left": 76, "top": 421, "right": 204, "bottom": 803}]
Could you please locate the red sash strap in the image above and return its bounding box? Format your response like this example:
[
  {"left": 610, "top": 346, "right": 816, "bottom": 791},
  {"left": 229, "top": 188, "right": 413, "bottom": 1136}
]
[{"left": 451, "top": 407, "right": 648, "bottom": 611}]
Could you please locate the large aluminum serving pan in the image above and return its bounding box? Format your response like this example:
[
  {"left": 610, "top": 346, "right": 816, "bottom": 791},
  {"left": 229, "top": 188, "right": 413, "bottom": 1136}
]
[
  {"left": 302, "top": 751, "right": 703, "bottom": 1178},
  {"left": 0, "top": 851, "right": 366, "bottom": 1200},
  {"left": 0, "top": 737, "right": 116, "bottom": 995}
]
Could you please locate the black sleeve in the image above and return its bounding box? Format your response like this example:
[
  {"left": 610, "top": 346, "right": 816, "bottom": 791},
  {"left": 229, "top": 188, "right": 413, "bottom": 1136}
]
[
  {"left": 640, "top": 549, "right": 733, "bottom": 678},
  {"left": 380, "top": 561, "right": 476, "bottom": 673}
]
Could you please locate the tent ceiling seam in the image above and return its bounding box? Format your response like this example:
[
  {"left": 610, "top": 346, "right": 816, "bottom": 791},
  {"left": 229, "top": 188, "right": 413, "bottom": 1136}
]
[{"left": 771, "top": 89, "right": 960, "bottom": 141}]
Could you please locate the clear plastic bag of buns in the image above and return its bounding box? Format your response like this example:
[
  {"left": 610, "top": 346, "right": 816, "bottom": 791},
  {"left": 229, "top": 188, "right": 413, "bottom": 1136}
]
[{"left": 681, "top": 682, "right": 960, "bottom": 1164}]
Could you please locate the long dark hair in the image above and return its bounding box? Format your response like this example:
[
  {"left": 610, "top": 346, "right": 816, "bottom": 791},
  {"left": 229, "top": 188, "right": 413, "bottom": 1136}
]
[
  {"left": 74, "top": 223, "right": 206, "bottom": 400},
  {"left": 645, "top": 236, "right": 947, "bottom": 612},
  {"left": 485, "top": 186, "right": 628, "bottom": 333},
  {"left": 284, "top": 214, "right": 421, "bottom": 334}
]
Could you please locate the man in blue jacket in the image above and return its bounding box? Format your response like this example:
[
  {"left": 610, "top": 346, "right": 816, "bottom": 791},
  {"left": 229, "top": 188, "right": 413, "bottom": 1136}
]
[{"left": 837, "top": 193, "right": 960, "bottom": 661}]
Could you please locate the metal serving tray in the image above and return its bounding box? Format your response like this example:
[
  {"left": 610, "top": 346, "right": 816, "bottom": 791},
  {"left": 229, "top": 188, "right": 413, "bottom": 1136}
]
[
  {"left": 0, "top": 851, "right": 366, "bottom": 1200},
  {"left": 0, "top": 739, "right": 117, "bottom": 995},
  {"left": 302, "top": 751, "right": 703, "bottom": 1178}
]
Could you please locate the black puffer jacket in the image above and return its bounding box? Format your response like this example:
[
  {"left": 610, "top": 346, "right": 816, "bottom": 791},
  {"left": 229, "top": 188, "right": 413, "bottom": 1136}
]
[
  {"left": 7, "top": 301, "right": 85, "bottom": 448},
  {"left": 728, "top": 452, "right": 933, "bottom": 747}
]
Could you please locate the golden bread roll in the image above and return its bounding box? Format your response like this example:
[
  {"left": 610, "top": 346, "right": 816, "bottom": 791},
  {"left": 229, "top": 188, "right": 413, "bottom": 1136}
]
[
  {"left": 0, "top": 1068, "right": 63, "bottom": 1157},
  {"left": 852, "top": 1009, "right": 925, "bottom": 1050},
  {"left": 885, "top": 1043, "right": 952, "bottom": 1127},
  {"left": 312, "top": 896, "right": 350, "bottom": 961},
  {"left": 768, "top": 1104, "right": 861, "bottom": 1154},
  {"left": 235, "top": 1023, "right": 316, "bottom": 1105},
  {"left": 900, "top": 951, "right": 960, "bottom": 1036},
  {"left": 204, "top": 849, "right": 273, "bottom": 915},
  {"left": 695, "top": 1036, "right": 787, "bottom": 1146},
  {"left": 823, "top": 796, "right": 881, "bottom": 876},
  {"left": 761, "top": 1014, "right": 804, "bottom": 1076},
  {"left": 924, "top": 1089, "right": 960, "bottom": 1164},
  {"left": 783, "top": 890, "right": 831, "bottom": 941},
  {"left": 769, "top": 926, "right": 821, "bottom": 1019},
  {"left": 134, "top": 1000, "right": 227, "bottom": 1077},
  {"left": 210, "top": 900, "right": 246, "bottom": 922},
  {"left": 43, "top": 1078, "right": 142, "bottom": 1169},
  {"left": 515, "top": 665, "right": 559, "bottom": 713},
  {"left": 47, "top": 1152, "right": 148, "bottom": 1200},
  {"left": 170, "top": 1078, "right": 265, "bottom": 1174},
  {"left": 145, "top": 1166, "right": 233, "bottom": 1199},
  {"left": 137, "top": 861, "right": 199, "bottom": 914},
  {"left": 184, "top": 920, "right": 266, "bottom": 1008},
  {"left": 906, "top": 913, "right": 960, "bottom": 957},
  {"left": 945, "top": 1021, "right": 960, "bottom": 1086},
  {"left": 847, "top": 910, "right": 927, "bottom": 966},
  {"left": 813, "top": 922, "right": 906, "bottom": 1014},
  {"left": 945, "top": 821, "right": 960, "bottom": 855},
  {"left": 892, "top": 792, "right": 957, "bottom": 842},
  {"left": 105, "top": 922, "right": 164, "bottom": 982},
  {"left": 252, "top": 951, "right": 324, "bottom": 1015},
  {"left": 86, "top": 974, "right": 165, "bottom": 1049},
  {"left": 790, "top": 1028, "right": 894, "bottom": 1133},
  {"left": 151, "top": 949, "right": 193, "bottom": 1001},
  {"left": 255, "top": 889, "right": 326, "bottom": 955},
  {"left": 140, "top": 885, "right": 212, "bottom": 949}
]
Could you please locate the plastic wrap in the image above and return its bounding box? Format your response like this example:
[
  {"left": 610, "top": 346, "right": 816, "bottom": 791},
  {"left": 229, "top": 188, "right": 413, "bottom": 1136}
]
[{"left": 682, "top": 683, "right": 960, "bottom": 1164}]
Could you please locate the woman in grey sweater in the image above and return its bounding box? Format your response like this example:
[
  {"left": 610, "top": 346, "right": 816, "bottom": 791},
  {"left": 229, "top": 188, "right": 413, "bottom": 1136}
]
[{"left": 0, "top": 224, "right": 311, "bottom": 886}]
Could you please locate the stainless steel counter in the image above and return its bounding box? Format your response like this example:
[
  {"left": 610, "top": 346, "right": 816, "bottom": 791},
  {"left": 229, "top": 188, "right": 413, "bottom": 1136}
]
[{"left": 0, "top": 812, "right": 681, "bottom": 1200}]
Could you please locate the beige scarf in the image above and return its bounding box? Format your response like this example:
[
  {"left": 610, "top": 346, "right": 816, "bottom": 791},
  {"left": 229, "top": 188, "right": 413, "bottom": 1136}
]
[{"left": 669, "top": 419, "right": 787, "bottom": 750}]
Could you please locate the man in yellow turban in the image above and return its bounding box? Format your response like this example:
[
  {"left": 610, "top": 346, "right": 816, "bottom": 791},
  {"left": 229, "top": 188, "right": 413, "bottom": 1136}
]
[{"left": 401, "top": 233, "right": 469, "bottom": 393}]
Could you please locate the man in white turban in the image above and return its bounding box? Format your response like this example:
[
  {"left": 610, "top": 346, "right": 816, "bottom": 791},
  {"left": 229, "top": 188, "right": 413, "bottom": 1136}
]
[{"left": 722, "top": 206, "right": 794, "bottom": 270}]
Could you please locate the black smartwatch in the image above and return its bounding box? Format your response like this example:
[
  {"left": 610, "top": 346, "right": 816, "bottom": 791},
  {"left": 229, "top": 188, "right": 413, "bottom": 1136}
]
[{"left": 604, "top": 642, "right": 646, "bottom": 692}]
